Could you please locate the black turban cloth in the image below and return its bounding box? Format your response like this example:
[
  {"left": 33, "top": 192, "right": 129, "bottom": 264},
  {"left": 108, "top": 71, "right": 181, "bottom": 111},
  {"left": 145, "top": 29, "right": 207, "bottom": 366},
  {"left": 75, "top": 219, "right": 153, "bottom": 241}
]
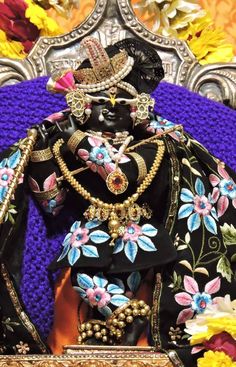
[{"left": 76, "top": 38, "right": 164, "bottom": 94}]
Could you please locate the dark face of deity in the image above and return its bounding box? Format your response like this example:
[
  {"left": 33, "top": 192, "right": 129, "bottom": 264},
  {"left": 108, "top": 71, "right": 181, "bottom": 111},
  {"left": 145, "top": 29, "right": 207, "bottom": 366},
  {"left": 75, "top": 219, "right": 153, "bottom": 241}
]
[{"left": 83, "top": 88, "right": 134, "bottom": 133}]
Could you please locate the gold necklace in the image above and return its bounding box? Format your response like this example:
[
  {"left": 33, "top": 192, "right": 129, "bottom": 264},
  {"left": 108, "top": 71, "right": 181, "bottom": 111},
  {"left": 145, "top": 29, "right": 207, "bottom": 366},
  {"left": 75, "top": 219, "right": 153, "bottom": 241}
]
[{"left": 53, "top": 138, "right": 165, "bottom": 245}]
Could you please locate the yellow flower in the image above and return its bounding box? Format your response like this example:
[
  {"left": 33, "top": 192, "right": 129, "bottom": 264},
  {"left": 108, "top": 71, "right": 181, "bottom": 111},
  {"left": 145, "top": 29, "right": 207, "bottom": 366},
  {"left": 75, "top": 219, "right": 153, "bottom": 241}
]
[
  {"left": 185, "top": 295, "right": 236, "bottom": 345},
  {"left": 179, "top": 15, "right": 234, "bottom": 64},
  {"left": 197, "top": 351, "right": 236, "bottom": 367},
  {"left": 0, "top": 30, "right": 26, "bottom": 59},
  {"left": 188, "top": 316, "right": 236, "bottom": 345},
  {"left": 24, "top": 0, "right": 62, "bottom": 36}
]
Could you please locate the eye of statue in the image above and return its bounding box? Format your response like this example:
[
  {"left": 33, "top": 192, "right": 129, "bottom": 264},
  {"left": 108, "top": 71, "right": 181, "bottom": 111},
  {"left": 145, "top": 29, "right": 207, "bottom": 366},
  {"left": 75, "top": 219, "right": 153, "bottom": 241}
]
[{"left": 98, "top": 98, "right": 107, "bottom": 103}]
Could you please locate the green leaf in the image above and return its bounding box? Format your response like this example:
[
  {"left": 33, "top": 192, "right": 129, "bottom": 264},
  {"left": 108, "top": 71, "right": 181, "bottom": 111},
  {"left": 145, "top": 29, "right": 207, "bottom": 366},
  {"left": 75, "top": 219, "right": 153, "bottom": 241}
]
[
  {"left": 220, "top": 223, "right": 236, "bottom": 246},
  {"left": 217, "top": 255, "right": 233, "bottom": 283}
]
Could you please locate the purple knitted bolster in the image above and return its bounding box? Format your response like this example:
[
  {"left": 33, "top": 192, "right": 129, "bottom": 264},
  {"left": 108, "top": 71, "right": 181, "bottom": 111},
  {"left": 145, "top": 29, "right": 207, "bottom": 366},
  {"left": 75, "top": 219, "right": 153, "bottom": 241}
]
[{"left": 0, "top": 76, "right": 236, "bottom": 340}]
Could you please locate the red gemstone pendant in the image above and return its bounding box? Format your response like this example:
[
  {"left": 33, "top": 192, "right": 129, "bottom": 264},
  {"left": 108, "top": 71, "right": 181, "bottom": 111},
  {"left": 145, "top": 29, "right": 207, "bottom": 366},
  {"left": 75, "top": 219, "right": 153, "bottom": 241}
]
[{"left": 106, "top": 169, "right": 128, "bottom": 195}]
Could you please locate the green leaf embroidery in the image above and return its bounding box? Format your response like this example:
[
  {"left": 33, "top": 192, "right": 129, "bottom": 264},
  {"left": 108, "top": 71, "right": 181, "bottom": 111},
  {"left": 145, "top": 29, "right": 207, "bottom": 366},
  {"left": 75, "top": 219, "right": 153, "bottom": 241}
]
[
  {"left": 216, "top": 255, "right": 233, "bottom": 283},
  {"left": 220, "top": 223, "right": 236, "bottom": 246}
]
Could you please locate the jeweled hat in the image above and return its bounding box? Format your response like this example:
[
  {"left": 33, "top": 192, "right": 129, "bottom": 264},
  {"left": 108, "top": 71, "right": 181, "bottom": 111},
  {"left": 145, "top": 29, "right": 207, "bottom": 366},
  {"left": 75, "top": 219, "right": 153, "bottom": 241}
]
[
  {"left": 73, "top": 37, "right": 135, "bottom": 93},
  {"left": 47, "top": 37, "right": 164, "bottom": 96}
]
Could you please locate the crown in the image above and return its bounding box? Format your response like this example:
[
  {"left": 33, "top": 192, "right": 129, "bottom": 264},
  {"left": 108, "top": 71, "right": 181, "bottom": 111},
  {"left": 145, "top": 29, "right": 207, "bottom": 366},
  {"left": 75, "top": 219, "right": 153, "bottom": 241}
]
[{"left": 73, "top": 37, "right": 134, "bottom": 93}]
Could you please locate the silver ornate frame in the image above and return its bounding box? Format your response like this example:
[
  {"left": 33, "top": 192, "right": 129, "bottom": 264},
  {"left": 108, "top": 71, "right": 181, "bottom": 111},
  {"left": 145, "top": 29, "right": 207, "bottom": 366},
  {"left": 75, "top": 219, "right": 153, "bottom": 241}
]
[{"left": 0, "top": 0, "right": 235, "bottom": 108}]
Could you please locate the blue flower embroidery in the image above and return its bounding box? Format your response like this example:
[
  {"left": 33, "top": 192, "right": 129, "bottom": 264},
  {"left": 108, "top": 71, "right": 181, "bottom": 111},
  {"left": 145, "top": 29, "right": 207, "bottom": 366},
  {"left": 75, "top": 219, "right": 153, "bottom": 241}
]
[
  {"left": 147, "top": 114, "right": 183, "bottom": 140},
  {"left": 178, "top": 178, "right": 218, "bottom": 234},
  {"left": 113, "top": 222, "right": 158, "bottom": 263},
  {"left": 219, "top": 179, "right": 236, "bottom": 199},
  {"left": 89, "top": 146, "right": 112, "bottom": 166},
  {"left": 0, "top": 150, "right": 22, "bottom": 203},
  {"left": 191, "top": 292, "right": 212, "bottom": 314},
  {"left": 57, "top": 220, "right": 110, "bottom": 266},
  {"left": 74, "top": 272, "right": 130, "bottom": 318}
]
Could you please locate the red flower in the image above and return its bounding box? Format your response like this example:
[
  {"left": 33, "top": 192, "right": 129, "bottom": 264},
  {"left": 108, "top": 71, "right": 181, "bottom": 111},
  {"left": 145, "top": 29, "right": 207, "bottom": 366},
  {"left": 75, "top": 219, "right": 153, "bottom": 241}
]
[
  {"left": 0, "top": 0, "right": 39, "bottom": 52},
  {"left": 204, "top": 332, "right": 236, "bottom": 361}
]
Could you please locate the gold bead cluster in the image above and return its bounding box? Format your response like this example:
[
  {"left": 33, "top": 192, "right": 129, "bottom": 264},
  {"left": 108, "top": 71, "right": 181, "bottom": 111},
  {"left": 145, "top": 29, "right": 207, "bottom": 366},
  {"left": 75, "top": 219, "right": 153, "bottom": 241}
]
[
  {"left": 78, "top": 300, "right": 151, "bottom": 345},
  {"left": 106, "top": 299, "right": 151, "bottom": 341},
  {"left": 78, "top": 320, "right": 112, "bottom": 345}
]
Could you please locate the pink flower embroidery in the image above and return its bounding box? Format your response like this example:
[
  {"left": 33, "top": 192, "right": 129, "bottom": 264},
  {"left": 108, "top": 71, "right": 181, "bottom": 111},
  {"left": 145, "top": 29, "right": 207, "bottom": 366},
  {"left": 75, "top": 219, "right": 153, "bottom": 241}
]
[
  {"left": 123, "top": 222, "right": 142, "bottom": 242},
  {"left": 0, "top": 167, "right": 14, "bottom": 186},
  {"left": 209, "top": 164, "right": 236, "bottom": 217},
  {"left": 70, "top": 227, "right": 89, "bottom": 248},
  {"left": 193, "top": 195, "right": 212, "bottom": 216},
  {"left": 174, "top": 276, "right": 221, "bottom": 324},
  {"left": 28, "top": 173, "right": 65, "bottom": 215},
  {"left": 86, "top": 287, "right": 111, "bottom": 308}
]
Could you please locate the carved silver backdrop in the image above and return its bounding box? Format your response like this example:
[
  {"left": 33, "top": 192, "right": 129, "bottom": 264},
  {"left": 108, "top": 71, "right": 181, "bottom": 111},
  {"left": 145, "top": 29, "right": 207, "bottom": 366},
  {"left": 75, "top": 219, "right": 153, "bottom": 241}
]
[{"left": 0, "top": 0, "right": 235, "bottom": 108}]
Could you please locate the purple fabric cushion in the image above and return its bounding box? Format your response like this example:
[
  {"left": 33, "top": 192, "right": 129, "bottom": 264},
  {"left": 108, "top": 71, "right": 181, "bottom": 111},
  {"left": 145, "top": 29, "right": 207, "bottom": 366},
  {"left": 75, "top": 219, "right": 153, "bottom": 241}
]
[{"left": 0, "top": 76, "right": 235, "bottom": 340}]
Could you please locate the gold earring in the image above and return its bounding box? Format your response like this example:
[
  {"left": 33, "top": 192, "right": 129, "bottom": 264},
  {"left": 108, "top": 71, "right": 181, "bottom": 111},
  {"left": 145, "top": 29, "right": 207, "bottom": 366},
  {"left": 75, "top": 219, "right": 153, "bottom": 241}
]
[
  {"left": 66, "top": 90, "right": 87, "bottom": 124},
  {"left": 135, "top": 93, "right": 155, "bottom": 125}
]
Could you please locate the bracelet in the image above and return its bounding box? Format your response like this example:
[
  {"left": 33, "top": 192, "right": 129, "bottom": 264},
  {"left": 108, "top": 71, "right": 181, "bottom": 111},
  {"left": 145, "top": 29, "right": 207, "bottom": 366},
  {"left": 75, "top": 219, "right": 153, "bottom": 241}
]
[
  {"left": 33, "top": 186, "right": 59, "bottom": 201},
  {"left": 67, "top": 130, "right": 86, "bottom": 154},
  {"left": 128, "top": 152, "right": 147, "bottom": 184},
  {"left": 30, "top": 147, "right": 53, "bottom": 162}
]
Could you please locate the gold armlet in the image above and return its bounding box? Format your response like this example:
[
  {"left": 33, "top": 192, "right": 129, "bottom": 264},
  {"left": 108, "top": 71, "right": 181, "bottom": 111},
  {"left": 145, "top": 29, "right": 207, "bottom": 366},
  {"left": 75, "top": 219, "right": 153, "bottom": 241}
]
[
  {"left": 128, "top": 152, "right": 147, "bottom": 184},
  {"left": 30, "top": 147, "right": 53, "bottom": 162},
  {"left": 33, "top": 186, "right": 59, "bottom": 201},
  {"left": 67, "top": 130, "right": 86, "bottom": 154}
]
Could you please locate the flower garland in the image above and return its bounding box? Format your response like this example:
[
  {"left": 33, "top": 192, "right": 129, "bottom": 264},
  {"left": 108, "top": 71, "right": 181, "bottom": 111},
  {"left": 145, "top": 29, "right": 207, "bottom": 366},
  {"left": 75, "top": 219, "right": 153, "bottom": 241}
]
[
  {"left": 0, "top": 0, "right": 234, "bottom": 64},
  {"left": 0, "top": 0, "right": 62, "bottom": 59},
  {"left": 185, "top": 295, "right": 236, "bottom": 366},
  {"left": 133, "top": 0, "right": 234, "bottom": 64}
]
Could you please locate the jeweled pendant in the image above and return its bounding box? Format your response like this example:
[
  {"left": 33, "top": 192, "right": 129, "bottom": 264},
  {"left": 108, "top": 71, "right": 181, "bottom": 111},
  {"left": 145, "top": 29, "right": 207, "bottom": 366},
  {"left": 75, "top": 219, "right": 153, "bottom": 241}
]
[{"left": 106, "top": 169, "right": 128, "bottom": 195}]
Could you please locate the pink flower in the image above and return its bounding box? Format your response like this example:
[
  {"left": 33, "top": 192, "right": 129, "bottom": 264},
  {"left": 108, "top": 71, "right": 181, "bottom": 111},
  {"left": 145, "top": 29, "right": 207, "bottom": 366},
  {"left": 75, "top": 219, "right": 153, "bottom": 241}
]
[
  {"left": 209, "top": 164, "right": 236, "bottom": 217},
  {"left": 175, "top": 276, "right": 221, "bottom": 324},
  {"left": 86, "top": 287, "right": 111, "bottom": 308},
  {"left": 123, "top": 222, "right": 142, "bottom": 242},
  {"left": 70, "top": 227, "right": 89, "bottom": 248},
  {"left": 194, "top": 195, "right": 212, "bottom": 216},
  {"left": 204, "top": 332, "right": 236, "bottom": 361},
  {"left": 0, "top": 167, "right": 14, "bottom": 186}
]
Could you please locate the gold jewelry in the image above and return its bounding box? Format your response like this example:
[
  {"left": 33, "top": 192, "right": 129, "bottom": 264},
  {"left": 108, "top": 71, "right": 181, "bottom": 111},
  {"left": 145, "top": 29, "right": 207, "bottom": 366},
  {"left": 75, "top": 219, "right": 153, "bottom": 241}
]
[
  {"left": 73, "top": 37, "right": 134, "bottom": 93},
  {"left": 66, "top": 90, "right": 88, "bottom": 124},
  {"left": 128, "top": 152, "right": 147, "bottom": 184},
  {"left": 78, "top": 319, "right": 113, "bottom": 345},
  {"left": 106, "top": 299, "right": 151, "bottom": 340},
  {"left": 106, "top": 168, "right": 129, "bottom": 195},
  {"left": 135, "top": 93, "right": 155, "bottom": 125},
  {"left": 30, "top": 147, "right": 53, "bottom": 162},
  {"left": 0, "top": 129, "right": 38, "bottom": 224},
  {"left": 53, "top": 138, "right": 165, "bottom": 245},
  {"left": 33, "top": 186, "right": 59, "bottom": 201},
  {"left": 56, "top": 125, "right": 183, "bottom": 184},
  {"left": 67, "top": 129, "right": 86, "bottom": 154}
]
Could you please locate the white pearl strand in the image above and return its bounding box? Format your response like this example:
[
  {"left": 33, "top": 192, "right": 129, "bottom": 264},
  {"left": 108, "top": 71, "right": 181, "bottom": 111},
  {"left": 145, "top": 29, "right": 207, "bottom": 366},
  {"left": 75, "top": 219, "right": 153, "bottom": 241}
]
[{"left": 104, "top": 135, "right": 134, "bottom": 166}]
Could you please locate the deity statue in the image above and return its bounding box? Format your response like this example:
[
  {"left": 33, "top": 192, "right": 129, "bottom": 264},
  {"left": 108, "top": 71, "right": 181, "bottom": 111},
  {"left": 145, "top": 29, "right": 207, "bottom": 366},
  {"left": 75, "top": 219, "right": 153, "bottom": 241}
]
[{"left": 0, "top": 37, "right": 235, "bottom": 367}]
